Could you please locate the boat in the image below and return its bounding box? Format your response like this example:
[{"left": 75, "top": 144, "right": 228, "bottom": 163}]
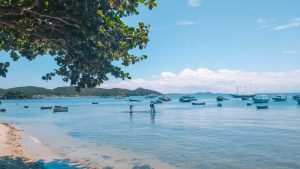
[
  {"left": 179, "top": 98, "right": 192, "bottom": 103},
  {"left": 158, "top": 96, "right": 172, "bottom": 101},
  {"left": 179, "top": 96, "right": 195, "bottom": 102},
  {"left": 216, "top": 96, "right": 225, "bottom": 102},
  {"left": 179, "top": 96, "right": 191, "bottom": 102},
  {"left": 231, "top": 94, "right": 256, "bottom": 98},
  {"left": 40, "top": 106, "right": 52, "bottom": 110},
  {"left": 92, "top": 102, "right": 99, "bottom": 104},
  {"left": 217, "top": 103, "right": 222, "bottom": 107},
  {"left": 252, "top": 95, "right": 270, "bottom": 104},
  {"left": 247, "top": 103, "right": 252, "bottom": 106},
  {"left": 53, "top": 106, "right": 68, "bottom": 112},
  {"left": 292, "top": 95, "right": 300, "bottom": 100},
  {"left": 115, "top": 96, "right": 124, "bottom": 99},
  {"left": 272, "top": 95, "right": 287, "bottom": 102},
  {"left": 99, "top": 96, "right": 110, "bottom": 98},
  {"left": 297, "top": 99, "right": 300, "bottom": 105},
  {"left": 230, "top": 87, "right": 255, "bottom": 98},
  {"left": 192, "top": 102, "right": 205, "bottom": 105},
  {"left": 151, "top": 100, "right": 163, "bottom": 104},
  {"left": 256, "top": 105, "right": 268, "bottom": 109},
  {"left": 24, "top": 106, "right": 29, "bottom": 108},
  {"left": 241, "top": 97, "right": 249, "bottom": 100},
  {"left": 0, "top": 108, "right": 6, "bottom": 112},
  {"left": 129, "top": 99, "right": 142, "bottom": 102},
  {"left": 145, "top": 94, "right": 157, "bottom": 98}
]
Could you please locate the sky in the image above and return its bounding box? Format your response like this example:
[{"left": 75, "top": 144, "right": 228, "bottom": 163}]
[{"left": 1, "top": 0, "right": 300, "bottom": 93}]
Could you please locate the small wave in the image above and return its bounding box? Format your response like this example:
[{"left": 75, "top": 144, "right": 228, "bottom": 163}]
[{"left": 28, "top": 136, "right": 42, "bottom": 144}]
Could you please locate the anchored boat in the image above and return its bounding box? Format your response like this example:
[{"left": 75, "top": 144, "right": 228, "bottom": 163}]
[
  {"left": 159, "top": 96, "right": 172, "bottom": 101},
  {"left": 272, "top": 95, "right": 287, "bottom": 102},
  {"left": 257, "top": 105, "right": 268, "bottom": 109},
  {"left": 292, "top": 95, "right": 300, "bottom": 100},
  {"left": 252, "top": 95, "right": 270, "bottom": 104},
  {"left": 230, "top": 87, "right": 255, "bottom": 98},
  {"left": 179, "top": 96, "right": 196, "bottom": 103},
  {"left": 192, "top": 102, "right": 206, "bottom": 106},
  {"left": 40, "top": 106, "right": 52, "bottom": 110},
  {"left": 216, "top": 96, "right": 225, "bottom": 102},
  {"left": 53, "top": 106, "right": 68, "bottom": 112},
  {"left": 151, "top": 100, "right": 163, "bottom": 104},
  {"left": 145, "top": 94, "right": 157, "bottom": 98},
  {"left": 129, "top": 99, "right": 142, "bottom": 102}
]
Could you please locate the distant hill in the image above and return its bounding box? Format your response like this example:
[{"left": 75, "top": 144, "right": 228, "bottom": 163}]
[
  {"left": 0, "top": 86, "right": 161, "bottom": 99},
  {"left": 5, "top": 86, "right": 52, "bottom": 95}
]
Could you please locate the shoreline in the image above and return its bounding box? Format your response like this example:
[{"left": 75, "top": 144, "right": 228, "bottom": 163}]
[
  {"left": 0, "top": 123, "right": 179, "bottom": 169},
  {"left": 0, "top": 123, "right": 82, "bottom": 169}
]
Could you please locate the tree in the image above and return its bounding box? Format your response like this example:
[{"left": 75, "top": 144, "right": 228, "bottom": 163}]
[
  {"left": 2, "top": 91, "right": 32, "bottom": 99},
  {"left": 0, "top": 0, "right": 157, "bottom": 90}
]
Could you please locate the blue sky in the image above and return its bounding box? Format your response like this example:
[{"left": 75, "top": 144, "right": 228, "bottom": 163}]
[{"left": 1, "top": 0, "right": 300, "bottom": 93}]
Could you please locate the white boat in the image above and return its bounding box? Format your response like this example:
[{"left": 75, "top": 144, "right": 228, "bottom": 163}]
[
  {"left": 145, "top": 94, "right": 157, "bottom": 98},
  {"left": 252, "top": 95, "right": 270, "bottom": 103},
  {"left": 53, "top": 106, "right": 68, "bottom": 112},
  {"left": 115, "top": 96, "right": 124, "bottom": 99},
  {"left": 179, "top": 96, "right": 196, "bottom": 102},
  {"left": 158, "top": 96, "right": 172, "bottom": 101},
  {"left": 272, "top": 95, "right": 287, "bottom": 102}
]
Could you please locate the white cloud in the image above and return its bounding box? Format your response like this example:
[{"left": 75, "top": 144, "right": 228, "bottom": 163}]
[
  {"left": 188, "top": 0, "right": 201, "bottom": 7},
  {"left": 102, "top": 68, "right": 300, "bottom": 93},
  {"left": 283, "top": 50, "right": 297, "bottom": 54},
  {"left": 256, "top": 18, "right": 274, "bottom": 29},
  {"left": 257, "top": 18, "right": 268, "bottom": 24},
  {"left": 176, "top": 20, "right": 196, "bottom": 26},
  {"left": 272, "top": 17, "right": 300, "bottom": 30}
]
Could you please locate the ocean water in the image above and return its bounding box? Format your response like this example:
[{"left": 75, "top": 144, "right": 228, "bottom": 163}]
[{"left": 1, "top": 94, "right": 300, "bottom": 169}]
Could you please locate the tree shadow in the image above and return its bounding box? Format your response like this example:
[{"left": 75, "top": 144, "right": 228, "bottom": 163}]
[{"left": 0, "top": 156, "right": 83, "bottom": 169}]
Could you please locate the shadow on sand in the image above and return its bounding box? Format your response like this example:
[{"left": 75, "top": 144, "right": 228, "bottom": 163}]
[
  {"left": 0, "top": 156, "right": 82, "bottom": 169},
  {"left": 0, "top": 156, "right": 154, "bottom": 169}
]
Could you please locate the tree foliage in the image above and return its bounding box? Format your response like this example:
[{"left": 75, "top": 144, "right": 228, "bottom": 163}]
[
  {"left": 0, "top": 0, "right": 156, "bottom": 90},
  {"left": 2, "top": 90, "right": 33, "bottom": 99}
]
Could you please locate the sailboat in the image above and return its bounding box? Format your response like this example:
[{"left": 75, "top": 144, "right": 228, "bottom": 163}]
[{"left": 230, "top": 87, "right": 255, "bottom": 98}]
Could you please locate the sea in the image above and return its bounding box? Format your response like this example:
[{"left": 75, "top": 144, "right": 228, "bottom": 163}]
[{"left": 0, "top": 93, "right": 300, "bottom": 169}]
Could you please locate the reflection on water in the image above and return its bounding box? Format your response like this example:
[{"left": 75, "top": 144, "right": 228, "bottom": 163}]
[
  {"left": 129, "top": 110, "right": 156, "bottom": 124},
  {"left": 1, "top": 94, "right": 300, "bottom": 169},
  {"left": 150, "top": 112, "right": 155, "bottom": 124}
]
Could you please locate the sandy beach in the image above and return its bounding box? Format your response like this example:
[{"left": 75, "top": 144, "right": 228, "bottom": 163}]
[
  {"left": 0, "top": 123, "right": 34, "bottom": 160},
  {"left": 0, "top": 123, "right": 178, "bottom": 169},
  {"left": 0, "top": 123, "right": 68, "bottom": 169}
]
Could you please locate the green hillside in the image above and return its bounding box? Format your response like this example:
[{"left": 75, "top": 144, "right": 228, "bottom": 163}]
[{"left": 0, "top": 86, "right": 161, "bottom": 99}]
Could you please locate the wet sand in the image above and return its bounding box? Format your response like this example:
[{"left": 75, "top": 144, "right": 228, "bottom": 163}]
[{"left": 0, "top": 123, "right": 179, "bottom": 169}]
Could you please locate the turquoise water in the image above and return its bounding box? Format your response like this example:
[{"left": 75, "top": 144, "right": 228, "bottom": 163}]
[{"left": 1, "top": 94, "right": 300, "bottom": 169}]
